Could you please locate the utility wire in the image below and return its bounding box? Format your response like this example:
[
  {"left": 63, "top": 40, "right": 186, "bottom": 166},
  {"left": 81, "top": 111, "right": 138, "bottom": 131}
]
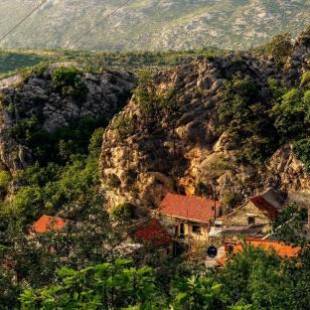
[
  {"left": 74, "top": 0, "right": 132, "bottom": 49},
  {"left": 0, "top": 0, "right": 48, "bottom": 44}
]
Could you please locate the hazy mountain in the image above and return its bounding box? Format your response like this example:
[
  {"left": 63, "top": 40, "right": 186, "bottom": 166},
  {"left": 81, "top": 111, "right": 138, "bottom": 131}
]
[{"left": 0, "top": 0, "right": 310, "bottom": 51}]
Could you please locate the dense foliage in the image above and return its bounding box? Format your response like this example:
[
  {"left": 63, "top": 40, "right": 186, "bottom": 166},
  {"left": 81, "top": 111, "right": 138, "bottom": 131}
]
[{"left": 18, "top": 245, "right": 310, "bottom": 310}]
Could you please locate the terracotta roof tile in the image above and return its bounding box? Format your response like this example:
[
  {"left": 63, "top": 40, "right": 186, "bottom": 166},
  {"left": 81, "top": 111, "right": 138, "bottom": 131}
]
[
  {"left": 134, "top": 219, "right": 171, "bottom": 246},
  {"left": 159, "top": 193, "right": 220, "bottom": 224},
  {"left": 229, "top": 238, "right": 301, "bottom": 258},
  {"left": 239, "top": 238, "right": 301, "bottom": 258},
  {"left": 31, "top": 215, "right": 66, "bottom": 234},
  {"left": 217, "top": 239, "right": 300, "bottom": 266}
]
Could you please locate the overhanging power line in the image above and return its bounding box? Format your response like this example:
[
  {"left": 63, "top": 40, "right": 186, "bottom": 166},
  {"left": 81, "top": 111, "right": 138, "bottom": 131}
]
[{"left": 0, "top": 0, "right": 48, "bottom": 44}]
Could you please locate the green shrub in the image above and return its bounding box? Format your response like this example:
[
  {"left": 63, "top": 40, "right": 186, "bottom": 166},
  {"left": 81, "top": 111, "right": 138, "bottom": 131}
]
[
  {"left": 0, "top": 170, "right": 11, "bottom": 190},
  {"left": 294, "top": 138, "right": 310, "bottom": 172},
  {"left": 301, "top": 71, "right": 310, "bottom": 88},
  {"left": 112, "top": 114, "right": 135, "bottom": 139},
  {"left": 88, "top": 127, "right": 104, "bottom": 154},
  {"left": 272, "top": 88, "right": 305, "bottom": 139},
  {"left": 268, "top": 32, "right": 293, "bottom": 65},
  {"left": 51, "top": 66, "right": 88, "bottom": 100},
  {"left": 232, "top": 77, "right": 258, "bottom": 98},
  {"left": 222, "top": 192, "right": 241, "bottom": 209},
  {"left": 52, "top": 66, "right": 81, "bottom": 86},
  {"left": 20, "top": 259, "right": 159, "bottom": 309},
  {"left": 110, "top": 203, "right": 136, "bottom": 222},
  {"left": 134, "top": 70, "right": 177, "bottom": 122},
  {"left": 304, "top": 90, "right": 310, "bottom": 106}
]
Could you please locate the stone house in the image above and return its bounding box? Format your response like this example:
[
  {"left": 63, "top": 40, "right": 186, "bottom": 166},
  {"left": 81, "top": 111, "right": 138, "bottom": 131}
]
[
  {"left": 210, "top": 188, "right": 282, "bottom": 238},
  {"left": 159, "top": 193, "right": 221, "bottom": 243}
]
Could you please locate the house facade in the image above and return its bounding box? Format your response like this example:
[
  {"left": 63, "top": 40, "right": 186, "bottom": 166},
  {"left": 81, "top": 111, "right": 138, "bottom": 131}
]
[
  {"left": 209, "top": 188, "right": 282, "bottom": 238},
  {"left": 159, "top": 193, "right": 221, "bottom": 242}
]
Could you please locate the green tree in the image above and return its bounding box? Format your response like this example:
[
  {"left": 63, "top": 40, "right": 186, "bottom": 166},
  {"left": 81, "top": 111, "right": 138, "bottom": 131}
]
[
  {"left": 171, "top": 275, "right": 225, "bottom": 309},
  {"left": 20, "top": 259, "right": 161, "bottom": 309}
]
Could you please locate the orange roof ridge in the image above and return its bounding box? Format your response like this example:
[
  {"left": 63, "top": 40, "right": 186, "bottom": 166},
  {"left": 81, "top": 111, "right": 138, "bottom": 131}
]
[
  {"left": 237, "top": 238, "right": 301, "bottom": 258},
  {"left": 159, "top": 193, "right": 220, "bottom": 223},
  {"left": 31, "top": 215, "right": 66, "bottom": 234}
]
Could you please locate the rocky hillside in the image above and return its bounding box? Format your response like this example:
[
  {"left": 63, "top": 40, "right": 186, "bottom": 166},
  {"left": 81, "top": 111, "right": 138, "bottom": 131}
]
[
  {"left": 0, "top": 27, "right": 309, "bottom": 218},
  {"left": 100, "top": 27, "right": 310, "bottom": 212},
  {"left": 1, "top": 0, "right": 309, "bottom": 51},
  {"left": 0, "top": 65, "right": 135, "bottom": 173}
]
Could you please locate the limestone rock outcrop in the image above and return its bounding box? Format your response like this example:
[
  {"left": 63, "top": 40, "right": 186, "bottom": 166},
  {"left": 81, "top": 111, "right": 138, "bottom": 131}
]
[{"left": 0, "top": 65, "right": 135, "bottom": 173}]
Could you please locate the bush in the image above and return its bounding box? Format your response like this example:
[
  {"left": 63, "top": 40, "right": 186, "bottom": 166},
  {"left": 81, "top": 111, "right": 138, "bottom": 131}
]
[
  {"left": 88, "top": 127, "right": 104, "bottom": 155},
  {"left": 51, "top": 66, "right": 88, "bottom": 100},
  {"left": 272, "top": 88, "right": 305, "bottom": 139},
  {"left": 304, "top": 90, "right": 310, "bottom": 106},
  {"left": 134, "top": 70, "right": 177, "bottom": 123},
  {"left": 232, "top": 76, "right": 258, "bottom": 98},
  {"left": 112, "top": 114, "right": 135, "bottom": 139},
  {"left": 20, "top": 259, "right": 160, "bottom": 309},
  {"left": 110, "top": 203, "right": 136, "bottom": 222},
  {"left": 0, "top": 170, "right": 11, "bottom": 190},
  {"left": 268, "top": 32, "right": 293, "bottom": 65},
  {"left": 301, "top": 71, "right": 310, "bottom": 88},
  {"left": 222, "top": 192, "right": 240, "bottom": 209},
  {"left": 294, "top": 138, "right": 310, "bottom": 172}
]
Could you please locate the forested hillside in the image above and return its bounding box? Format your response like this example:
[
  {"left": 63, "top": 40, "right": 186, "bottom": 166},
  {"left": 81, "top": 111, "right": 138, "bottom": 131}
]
[{"left": 0, "top": 27, "right": 309, "bottom": 308}]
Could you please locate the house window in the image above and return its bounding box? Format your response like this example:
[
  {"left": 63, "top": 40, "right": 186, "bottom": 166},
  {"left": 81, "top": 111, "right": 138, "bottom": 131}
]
[
  {"left": 248, "top": 216, "right": 256, "bottom": 225},
  {"left": 192, "top": 224, "right": 201, "bottom": 234},
  {"left": 174, "top": 225, "right": 178, "bottom": 237},
  {"left": 180, "top": 223, "right": 185, "bottom": 238}
]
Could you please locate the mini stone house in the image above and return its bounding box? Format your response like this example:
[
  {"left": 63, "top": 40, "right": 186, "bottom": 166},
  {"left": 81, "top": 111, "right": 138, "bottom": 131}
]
[{"left": 210, "top": 188, "right": 282, "bottom": 238}]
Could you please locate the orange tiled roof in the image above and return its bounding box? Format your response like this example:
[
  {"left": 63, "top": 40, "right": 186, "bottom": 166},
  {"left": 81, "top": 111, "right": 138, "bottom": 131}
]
[
  {"left": 31, "top": 215, "right": 66, "bottom": 234},
  {"left": 159, "top": 193, "right": 220, "bottom": 224},
  {"left": 134, "top": 219, "right": 171, "bottom": 246},
  {"left": 250, "top": 196, "right": 279, "bottom": 220},
  {"left": 234, "top": 238, "right": 301, "bottom": 258},
  {"left": 217, "top": 238, "right": 300, "bottom": 266}
]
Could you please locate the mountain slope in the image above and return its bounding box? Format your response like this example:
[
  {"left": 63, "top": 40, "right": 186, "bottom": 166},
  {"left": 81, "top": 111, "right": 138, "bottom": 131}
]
[
  {"left": 100, "top": 27, "right": 310, "bottom": 211},
  {"left": 0, "top": 0, "right": 309, "bottom": 51}
]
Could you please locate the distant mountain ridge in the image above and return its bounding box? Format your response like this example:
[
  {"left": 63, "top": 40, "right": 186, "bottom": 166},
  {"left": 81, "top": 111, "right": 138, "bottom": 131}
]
[{"left": 0, "top": 0, "right": 309, "bottom": 51}]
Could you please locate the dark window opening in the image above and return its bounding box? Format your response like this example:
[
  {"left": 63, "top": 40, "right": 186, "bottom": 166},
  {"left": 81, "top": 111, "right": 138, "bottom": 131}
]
[
  {"left": 192, "top": 224, "right": 201, "bottom": 234},
  {"left": 180, "top": 223, "right": 185, "bottom": 238},
  {"left": 248, "top": 216, "right": 256, "bottom": 225},
  {"left": 175, "top": 225, "right": 178, "bottom": 237}
]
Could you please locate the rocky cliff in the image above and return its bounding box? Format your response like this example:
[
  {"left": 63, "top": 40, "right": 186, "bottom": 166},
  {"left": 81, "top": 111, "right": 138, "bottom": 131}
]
[
  {"left": 100, "top": 30, "right": 310, "bottom": 212},
  {"left": 0, "top": 64, "right": 135, "bottom": 173}
]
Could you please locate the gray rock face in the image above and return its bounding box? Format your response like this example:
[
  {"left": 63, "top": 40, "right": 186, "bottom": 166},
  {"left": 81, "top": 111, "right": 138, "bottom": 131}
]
[{"left": 0, "top": 66, "right": 136, "bottom": 173}]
